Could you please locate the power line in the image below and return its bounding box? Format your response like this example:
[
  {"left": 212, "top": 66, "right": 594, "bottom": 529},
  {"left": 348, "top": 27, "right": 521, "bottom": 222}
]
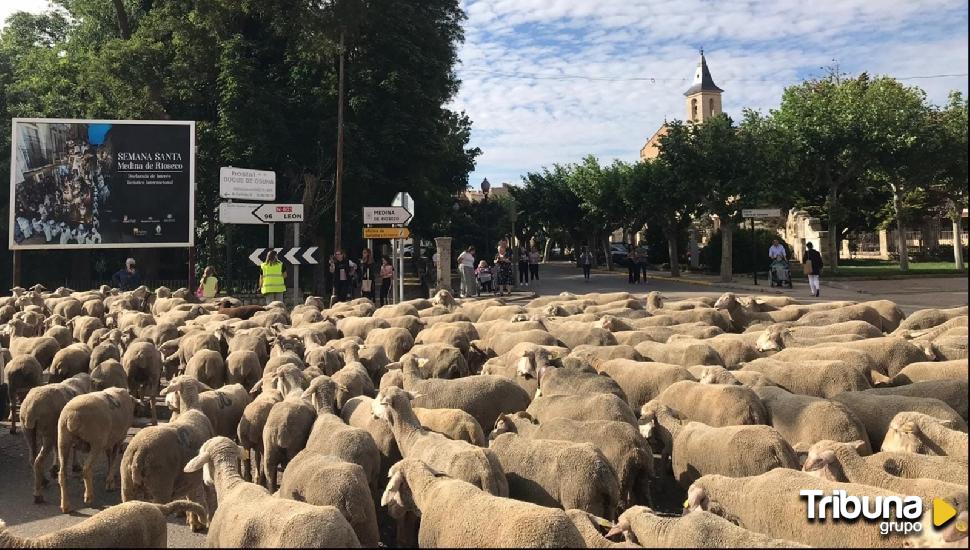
[{"left": 458, "top": 69, "right": 969, "bottom": 84}]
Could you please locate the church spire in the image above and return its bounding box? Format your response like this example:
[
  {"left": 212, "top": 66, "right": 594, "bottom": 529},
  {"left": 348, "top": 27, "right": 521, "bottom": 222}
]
[{"left": 684, "top": 50, "right": 723, "bottom": 96}]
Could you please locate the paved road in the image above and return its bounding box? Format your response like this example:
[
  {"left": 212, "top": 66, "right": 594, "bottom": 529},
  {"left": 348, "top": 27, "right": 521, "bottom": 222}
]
[{"left": 0, "top": 263, "right": 963, "bottom": 544}]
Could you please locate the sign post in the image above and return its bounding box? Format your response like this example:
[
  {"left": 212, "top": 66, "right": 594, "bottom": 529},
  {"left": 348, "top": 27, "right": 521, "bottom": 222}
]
[{"left": 391, "top": 193, "right": 414, "bottom": 304}]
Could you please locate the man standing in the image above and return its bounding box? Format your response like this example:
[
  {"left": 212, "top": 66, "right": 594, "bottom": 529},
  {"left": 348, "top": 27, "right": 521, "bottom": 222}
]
[
  {"left": 803, "top": 242, "right": 823, "bottom": 297},
  {"left": 111, "top": 258, "right": 142, "bottom": 291},
  {"left": 259, "top": 249, "right": 287, "bottom": 305},
  {"left": 329, "top": 249, "right": 356, "bottom": 304}
]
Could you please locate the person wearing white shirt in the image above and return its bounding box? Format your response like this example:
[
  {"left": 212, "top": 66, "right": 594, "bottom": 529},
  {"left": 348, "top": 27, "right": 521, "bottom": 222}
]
[
  {"left": 768, "top": 239, "right": 787, "bottom": 262},
  {"left": 59, "top": 225, "right": 72, "bottom": 245},
  {"left": 88, "top": 228, "right": 102, "bottom": 244},
  {"left": 456, "top": 246, "right": 477, "bottom": 298}
]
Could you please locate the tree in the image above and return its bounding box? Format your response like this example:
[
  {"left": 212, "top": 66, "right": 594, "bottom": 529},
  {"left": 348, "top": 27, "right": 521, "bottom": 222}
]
[
  {"left": 510, "top": 165, "right": 585, "bottom": 260},
  {"left": 566, "top": 156, "right": 632, "bottom": 270},
  {"left": 936, "top": 92, "right": 969, "bottom": 270}
]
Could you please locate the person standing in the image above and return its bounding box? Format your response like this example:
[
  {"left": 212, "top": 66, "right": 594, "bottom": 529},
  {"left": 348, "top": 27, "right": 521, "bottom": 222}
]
[
  {"left": 517, "top": 245, "right": 530, "bottom": 287},
  {"left": 457, "top": 246, "right": 477, "bottom": 299},
  {"left": 111, "top": 257, "right": 142, "bottom": 290},
  {"left": 379, "top": 257, "right": 394, "bottom": 306},
  {"left": 259, "top": 250, "right": 286, "bottom": 305},
  {"left": 528, "top": 246, "right": 541, "bottom": 282},
  {"left": 627, "top": 248, "right": 639, "bottom": 284},
  {"left": 637, "top": 247, "right": 649, "bottom": 284},
  {"left": 495, "top": 243, "right": 514, "bottom": 296},
  {"left": 579, "top": 246, "right": 594, "bottom": 282},
  {"left": 197, "top": 266, "right": 220, "bottom": 300},
  {"left": 358, "top": 248, "right": 377, "bottom": 302},
  {"left": 803, "top": 242, "right": 823, "bottom": 298},
  {"left": 329, "top": 249, "right": 356, "bottom": 304}
]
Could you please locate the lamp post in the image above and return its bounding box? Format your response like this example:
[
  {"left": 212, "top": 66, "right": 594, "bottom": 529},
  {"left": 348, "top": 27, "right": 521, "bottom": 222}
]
[{"left": 480, "top": 178, "right": 491, "bottom": 202}]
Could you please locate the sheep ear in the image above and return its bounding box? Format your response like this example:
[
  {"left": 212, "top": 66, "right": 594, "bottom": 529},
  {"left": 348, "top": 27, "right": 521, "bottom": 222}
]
[
  {"left": 159, "top": 385, "right": 172, "bottom": 396},
  {"left": 938, "top": 419, "right": 955, "bottom": 428},
  {"left": 236, "top": 445, "right": 247, "bottom": 460},
  {"left": 850, "top": 440, "right": 867, "bottom": 452},
  {"left": 184, "top": 451, "right": 210, "bottom": 473},
  {"left": 380, "top": 471, "right": 403, "bottom": 507},
  {"left": 792, "top": 441, "right": 811, "bottom": 453},
  {"left": 249, "top": 380, "right": 263, "bottom": 395},
  {"left": 405, "top": 391, "right": 421, "bottom": 401}
]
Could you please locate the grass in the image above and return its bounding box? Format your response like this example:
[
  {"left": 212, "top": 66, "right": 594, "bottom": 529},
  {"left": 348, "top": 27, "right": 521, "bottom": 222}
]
[{"left": 826, "top": 258, "right": 968, "bottom": 277}]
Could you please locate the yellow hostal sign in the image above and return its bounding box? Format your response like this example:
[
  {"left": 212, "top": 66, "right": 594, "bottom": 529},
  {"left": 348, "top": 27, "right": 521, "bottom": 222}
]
[{"left": 363, "top": 227, "right": 411, "bottom": 239}]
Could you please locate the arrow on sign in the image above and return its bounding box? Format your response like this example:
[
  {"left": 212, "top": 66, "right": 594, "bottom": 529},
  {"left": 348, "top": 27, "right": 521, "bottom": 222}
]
[
  {"left": 248, "top": 248, "right": 265, "bottom": 266},
  {"left": 302, "top": 247, "right": 319, "bottom": 264},
  {"left": 284, "top": 248, "right": 300, "bottom": 264}
]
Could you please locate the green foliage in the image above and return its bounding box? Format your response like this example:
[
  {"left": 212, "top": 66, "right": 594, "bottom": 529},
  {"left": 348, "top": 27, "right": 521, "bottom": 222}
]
[
  {"left": 433, "top": 196, "right": 515, "bottom": 265},
  {"left": 699, "top": 228, "right": 791, "bottom": 274}
]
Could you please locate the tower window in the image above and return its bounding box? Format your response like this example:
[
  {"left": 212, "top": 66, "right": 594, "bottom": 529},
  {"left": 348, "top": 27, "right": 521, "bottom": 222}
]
[
  {"left": 691, "top": 98, "right": 698, "bottom": 121},
  {"left": 709, "top": 98, "right": 715, "bottom": 116}
]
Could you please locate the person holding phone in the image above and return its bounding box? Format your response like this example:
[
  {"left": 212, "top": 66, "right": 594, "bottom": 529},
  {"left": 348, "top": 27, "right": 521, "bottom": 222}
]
[{"left": 329, "top": 249, "right": 356, "bottom": 304}]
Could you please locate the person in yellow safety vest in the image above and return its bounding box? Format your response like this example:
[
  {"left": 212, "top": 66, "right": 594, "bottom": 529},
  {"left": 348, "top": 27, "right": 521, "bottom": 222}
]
[
  {"left": 259, "top": 250, "right": 287, "bottom": 305},
  {"left": 197, "top": 266, "right": 220, "bottom": 300}
]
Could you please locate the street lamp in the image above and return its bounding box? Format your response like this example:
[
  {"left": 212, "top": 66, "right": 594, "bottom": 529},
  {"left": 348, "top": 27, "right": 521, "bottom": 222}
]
[{"left": 480, "top": 178, "right": 491, "bottom": 202}]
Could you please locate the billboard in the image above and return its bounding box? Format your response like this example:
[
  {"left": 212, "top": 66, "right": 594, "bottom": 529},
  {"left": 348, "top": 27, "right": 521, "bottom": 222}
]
[{"left": 9, "top": 118, "right": 195, "bottom": 249}]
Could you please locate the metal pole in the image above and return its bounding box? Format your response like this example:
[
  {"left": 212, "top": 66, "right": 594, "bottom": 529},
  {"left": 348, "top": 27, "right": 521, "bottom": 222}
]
[
  {"left": 391, "top": 239, "right": 398, "bottom": 304},
  {"left": 333, "top": 31, "right": 346, "bottom": 253},
  {"left": 751, "top": 217, "right": 758, "bottom": 286},
  {"left": 268, "top": 223, "right": 274, "bottom": 250},
  {"left": 398, "top": 232, "right": 404, "bottom": 302},
  {"left": 293, "top": 223, "right": 300, "bottom": 306},
  {"left": 12, "top": 250, "right": 21, "bottom": 288}
]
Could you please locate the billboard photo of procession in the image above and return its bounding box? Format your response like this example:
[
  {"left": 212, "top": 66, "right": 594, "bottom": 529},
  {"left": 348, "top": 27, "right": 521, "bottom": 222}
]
[{"left": 8, "top": 118, "right": 195, "bottom": 249}]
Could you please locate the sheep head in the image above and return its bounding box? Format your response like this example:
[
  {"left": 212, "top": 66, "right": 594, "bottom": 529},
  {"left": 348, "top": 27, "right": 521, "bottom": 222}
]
[
  {"left": 755, "top": 326, "right": 789, "bottom": 352},
  {"left": 381, "top": 460, "right": 426, "bottom": 519},
  {"left": 697, "top": 366, "right": 740, "bottom": 385},
  {"left": 184, "top": 436, "right": 247, "bottom": 487},
  {"left": 371, "top": 387, "right": 421, "bottom": 425},
  {"left": 802, "top": 440, "right": 857, "bottom": 482},
  {"left": 882, "top": 412, "right": 954, "bottom": 454},
  {"left": 684, "top": 485, "right": 710, "bottom": 514},
  {"left": 300, "top": 375, "right": 344, "bottom": 413},
  {"left": 606, "top": 507, "right": 649, "bottom": 542},
  {"left": 712, "top": 292, "right": 738, "bottom": 311}
]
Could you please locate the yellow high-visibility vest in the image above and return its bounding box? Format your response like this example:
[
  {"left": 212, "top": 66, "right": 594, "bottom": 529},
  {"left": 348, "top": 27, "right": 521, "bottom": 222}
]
[
  {"left": 260, "top": 262, "right": 285, "bottom": 294},
  {"left": 202, "top": 276, "right": 219, "bottom": 298}
]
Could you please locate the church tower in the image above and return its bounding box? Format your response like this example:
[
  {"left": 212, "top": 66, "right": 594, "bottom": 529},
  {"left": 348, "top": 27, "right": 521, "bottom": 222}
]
[{"left": 684, "top": 50, "right": 723, "bottom": 124}]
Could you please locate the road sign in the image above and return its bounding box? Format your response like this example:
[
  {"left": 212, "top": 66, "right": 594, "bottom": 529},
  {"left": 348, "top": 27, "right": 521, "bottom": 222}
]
[
  {"left": 363, "top": 206, "right": 413, "bottom": 225},
  {"left": 742, "top": 208, "right": 782, "bottom": 219},
  {"left": 252, "top": 203, "right": 304, "bottom": 223},
  {"left": 391, "top": 192, "right": 415, "bottom": 224},
  {"left": 219, "top": 167, "right": 276, "bottom": 201},
  {"left": 218, "top": 202, "right": 266, "bottom": 224},
  {"left": 363, "top": 227, "right": 411, "bottom": 239},
  {"left": 249, "top": 247, "right": 319, "bottom": 266}
]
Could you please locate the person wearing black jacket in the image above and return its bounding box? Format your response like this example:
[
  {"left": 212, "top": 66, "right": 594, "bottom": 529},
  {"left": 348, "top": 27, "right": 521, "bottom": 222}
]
[
  {"left": 804, "top": 242, "right": 823, "bottom": 297},
  {"left": 358, "top": 248, "right": 377, "bottom": 302}
]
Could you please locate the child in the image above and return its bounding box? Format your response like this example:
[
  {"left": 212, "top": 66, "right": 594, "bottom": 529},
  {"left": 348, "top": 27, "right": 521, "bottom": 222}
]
[
  {"left": 379, "top": 257, "right": 394, "bottom": 306},
  {"left": 475, "top": 260, "right": 493, "bottom": 296}
]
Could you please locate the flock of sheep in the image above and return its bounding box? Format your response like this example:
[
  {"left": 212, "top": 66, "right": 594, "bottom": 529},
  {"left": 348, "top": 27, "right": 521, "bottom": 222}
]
[{"left": 0, "top": 282, "right": 967, "bottom": 548}]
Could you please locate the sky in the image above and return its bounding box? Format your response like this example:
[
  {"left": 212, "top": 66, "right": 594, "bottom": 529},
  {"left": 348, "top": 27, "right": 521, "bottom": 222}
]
[{"left": 3, "top": 0, "right": 968, "bottom": 188}]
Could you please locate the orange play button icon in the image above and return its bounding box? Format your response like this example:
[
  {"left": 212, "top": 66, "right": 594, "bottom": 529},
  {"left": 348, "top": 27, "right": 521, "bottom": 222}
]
[{"left": 933, "top": 498, "right": 957, "bottom": 528}]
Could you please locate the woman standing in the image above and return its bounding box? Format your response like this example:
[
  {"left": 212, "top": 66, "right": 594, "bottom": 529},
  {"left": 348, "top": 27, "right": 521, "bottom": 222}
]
[
  {"left": 197, "top": 266, "right": 220, "bottom": 300},
  {"left": 528, "top": 246, "right": 541, "bottom": 282},
  {"left": 495, "top": 243, "right": 514, "bottom": 296},
  {"left": 456, "top": 246, "right": 477, "bottom": 298},
  {"left": 358, "top": 248, "right": 377, "bottom": 302},
  {"left": 259, "top": 250, "right": 286, "bottom": 304},
  {"left": 517, "top": 245, "right": 530, "bottom": 287},
  {"left": 379, "top": 257, "right": 394, "bottom": 306},
  {"left": 329, "top": 249, "right": 356, "bottom": 304},
  {"left": 579, "top": 246, "right": 594, "bottom": 282}
]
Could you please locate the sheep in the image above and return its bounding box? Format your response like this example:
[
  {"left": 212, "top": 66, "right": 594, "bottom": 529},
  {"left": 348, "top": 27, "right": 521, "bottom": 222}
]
[
  {"left": 714, "top": 292, "right": 787, "bottom": 330},
  {"left": 669, "top": 333, "right": 764, "bottom": 368},
  {"left": 88, "top": 340, "right": 122, "bottom": 371},
  {"left": 277, "top": 450, "right": 380, "bottom": 547},
  {"left": 886, "top": 359, "right": 970, "bottom": 387},
  {"left": 301, "top": 376, "right": 382, "bottom": 494},
  {"left": 489, "top": 432, "right": 622, "bottom": 519},
  {"left": 380, "top": 458, "right": 587, "bottom": 548},
  {"left": 364, "top": 326, "right": 415, "bottom": 362},
  {"left": 769, "top": 345, "right": 880, "bottom": 383},
  {"left": 740, "top": 358, "right": 872, "bottom": 398},
  {"left": 340, "top": 395, "right": 402, "bottom": 480},
  {"left": 806, "top": 337, "right": 931, "bottom": 378},
  {"left": 121, "top": 375, "right": 216, "bottom": 531},
  {"left": 225, "top": 349, "right": 262, "bottom": 389},
  {"left": 236, "top": 388, "right": 283, "bottom": 486},
  {"left": 372, "top": 386, "right": 508, "bottom": 497},
  {"left": 477, "top": 304, "right": 528, "bottom": 322},
  {"left": 753, "top": 321, "right": 882, "bottom": 351},
  {"left": 6, "top": 330, "right": 60, "bottom": 370},
  {"left": 183, "top": 436, "right": 362, "bottom": 547},
  {"left": 894, "top": 306, "right": 969, "bottom": 333},
  {"left": 802, "top": 439, "right": 968, "bottom": 512},
  {"left": 261, "top": 366, "right": 317, "bottom": 491},
  {"left": 0, "top": 500, "right": 207, "bottom": 548},
  {"left": 655, "top": 380, "right": 767, "bottom": 427},
  {"left": 536, "top": 363, "right": 628, "bottom": 402},
  {"left": 57, "top": 387, "right": 136, "bottom": 513},
  {"left": 539, "top": 319, "right": 619, "bottom": 350},
  {"left": 594, "top": 359, "right": 696, "bottom": 411},
  {"left": 565, "top": 509, "right": 641, "bottom": 549},
  {"left": 20, "top": 372, "right": 92, "bottom": 503},
  {"left": 858, "top": 299, "right": 906, "bottom": 332},
  {"left": 608, "top": 506, "right": 807, "bottom": 548},
  {"left": 859, "top": 380, "right": 968, "bottom": 420},
  {"left": 331, "top": 352, "right": 378, "bottom": 410},
  {"left": 527, "top": 392, "right": 638, "bottom": 426},
  {"left": 635, "top": 339, "right": 724, "bottom": 367},
  {"left": 43, "top": 324, "right": 72, "bottom": 348},
  {"left": 337, "top": 316, "right": 390, "bottom": 339},
  {"left": 794, "top": 303, "right": 884, "bottom": 330},
  {"left": 90, "top": 358, "right": 129, "bottom": 390},
  {"left": 185, "top": 348, "right": 227, "bottom": 389},
  {"left": 863, "top": 451, "right": 968, "bottom": 485},
  {"left": 882, "top": 411, "right": 969, "bottom": 460},
  {"left": 414, "top": 406, "right": 487, "bottom": 446},
  {"left": 831, "top": 392, "right": 967, "bottom": 450},
  {"left": 414, "top": 321, "right": 478, "bottom": 353},
  {"left": 401, "top": 359, "right": 532, "bottom": 433},
  {"left": 122, "top": 340, "right": 162, "bottom": 425},
  {"left": 3, "top": 355, "right": 43, "bottom": 434},
  {"left": 381, "top": 314, "right": 425, "bottom": 338},
  {"left": 567, "top": 344, "right": 643, "bottom": 368},
  {"left": 753, "top": 386, "right": 872, "bottom": 454},
  {"left": 928, "top": 333, "right": 969, "bottom": 361},
  {"left": 487, "top": 329, "right": 561, "bottom": 356},
  {"left": 685, "top": 469, "right": 920, "bottom": 547}
]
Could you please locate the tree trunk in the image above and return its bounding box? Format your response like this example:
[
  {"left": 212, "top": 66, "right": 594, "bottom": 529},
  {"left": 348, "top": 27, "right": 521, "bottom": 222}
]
[
  {"left": 542, "top": 237, "right": 552, "bottom": 264},
  {"left": 666, "top": 229, "right": 680, "bottom": 277},
  {"left": 719, "top": 220, "right": 733, "bottom": 283},
  {"left": 826, "top": 183, "right": 840, "bottom": 271},
  {"left": 603, "top": 234, "right": 613, "bottom": 271},
  {"left": 891, "top": 183, "right": 909, "bottom": 272},
  {"left": 951, "top": 202, "right": 966, "bottom": 272}
]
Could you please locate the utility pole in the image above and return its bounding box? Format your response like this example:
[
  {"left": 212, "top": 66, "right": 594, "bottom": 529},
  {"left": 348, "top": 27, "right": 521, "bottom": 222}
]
[{"left": 334, "top": 31, "right": 346, "bottom": 254}]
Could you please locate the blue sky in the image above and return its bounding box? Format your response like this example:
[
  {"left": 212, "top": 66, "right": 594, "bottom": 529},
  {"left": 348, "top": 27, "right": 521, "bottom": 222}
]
[
  {"left": 4, "top": 1, "right": 968, "bottom": 190},
  {"left": 453, "top": 0, "right": 970, "bottom": 187}
]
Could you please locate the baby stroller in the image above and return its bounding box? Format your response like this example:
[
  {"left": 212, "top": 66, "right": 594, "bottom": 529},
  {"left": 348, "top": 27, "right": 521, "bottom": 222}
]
[{"left": 769, "top": 258, "right": 793, "bottom": 288}]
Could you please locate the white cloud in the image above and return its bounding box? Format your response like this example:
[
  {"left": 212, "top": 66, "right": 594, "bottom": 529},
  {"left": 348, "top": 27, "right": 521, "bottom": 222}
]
[
  {"left": 457, "top": 0, "right": 970, "bottom": 185},
  {"left": 0, "top": 0, "right": 52, "bottom": 27}
]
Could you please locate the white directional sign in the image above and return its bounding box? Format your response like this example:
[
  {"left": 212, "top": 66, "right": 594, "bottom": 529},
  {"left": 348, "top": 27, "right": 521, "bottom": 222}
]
[
  {"left": 363, "top": 206, "right": 413, "bottom": 225},
  {"left": 251, "top": 203, "right": 304, "bottom": 223},
  {"left": 218, "top": 202, "right": 265, "bottom": 224},
  {"left": 391, "top": 192, "right": 415, "bottom": 224},
  {"left": 742, "top": 208, "right": 782, "bottom": 219},
  {"left": 219, "top": 167, "right": 276, "bottom": 201},
  {"left": 249, "top": 247, "right": 318, "bottom": 266}
]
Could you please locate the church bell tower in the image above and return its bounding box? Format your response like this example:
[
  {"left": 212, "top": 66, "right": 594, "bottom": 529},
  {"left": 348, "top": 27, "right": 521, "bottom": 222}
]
[{"left": 684, "top": 50, "right": 723, "bottom": 124}]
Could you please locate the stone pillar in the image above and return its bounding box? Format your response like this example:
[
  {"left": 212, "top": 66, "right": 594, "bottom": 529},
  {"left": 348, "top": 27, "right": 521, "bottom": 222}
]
[
  {"left": 434, "top": 237, "right": 453, "bottom": 293},
  {"left": 841, "top": 239, "right": 851, "bottom": 259},
  {"left": 688, "top": 228, "right": 700, "bottom": 269},
  {"left": 878, "top": 230, "right": 890, "bottom": 260}
]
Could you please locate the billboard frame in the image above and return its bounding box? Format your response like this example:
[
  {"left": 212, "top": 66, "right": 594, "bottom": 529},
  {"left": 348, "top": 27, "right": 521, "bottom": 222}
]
[{"left": 8, "top": 117, "right": 196, "bottom": 250}]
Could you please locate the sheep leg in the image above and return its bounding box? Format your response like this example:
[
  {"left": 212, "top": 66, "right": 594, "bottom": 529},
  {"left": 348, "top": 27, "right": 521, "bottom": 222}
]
[
  {"left": 58, "top": 437, "right": 73, "bottom": 514},
  {"left": 187, "top": 484, "right": 209, "bottom": 532},
  {"left": 262, "top": 445, "right": 281, "bottom": 492},
  {"left": 253, "top": 448, "right": 264, "bottom": 486},
  {"left": 145, "top": 396, "right": 158, "bottom": 426},
  {"left": 8, "top": 390, "right": 18, "bottom": 434},
  {"left": 81, "top": 445, "right": 100, "bottom": 506},
  {"left": 240, "top": 449, "right": 251, "bottom": 482},
  {"left": 103, "top": 443, "right": 121, "bottom": 491},
  {"left": 32, "top": 433, "right": 55, "bottom": 503}
]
